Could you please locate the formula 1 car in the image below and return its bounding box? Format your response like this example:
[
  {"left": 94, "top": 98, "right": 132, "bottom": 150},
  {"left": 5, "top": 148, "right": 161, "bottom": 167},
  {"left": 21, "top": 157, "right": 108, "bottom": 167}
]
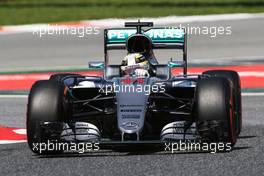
[{"left": 27, "top": 21, "right": 242, "bottom": 154}]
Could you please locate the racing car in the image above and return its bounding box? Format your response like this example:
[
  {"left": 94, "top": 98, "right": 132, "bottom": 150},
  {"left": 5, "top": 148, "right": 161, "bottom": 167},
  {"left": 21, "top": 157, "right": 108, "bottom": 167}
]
[{"left": 27, "top": 21, "right": 242, "bottom": 154}]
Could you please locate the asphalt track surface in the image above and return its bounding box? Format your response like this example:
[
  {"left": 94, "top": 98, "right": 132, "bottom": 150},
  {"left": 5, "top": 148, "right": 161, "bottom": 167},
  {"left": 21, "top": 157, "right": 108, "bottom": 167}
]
[
  {"left": 0, "top": 95, "right": 263, "bottom": 176},
  {"left": 0, "top": 17, "right": 264, "bottom": 176}
]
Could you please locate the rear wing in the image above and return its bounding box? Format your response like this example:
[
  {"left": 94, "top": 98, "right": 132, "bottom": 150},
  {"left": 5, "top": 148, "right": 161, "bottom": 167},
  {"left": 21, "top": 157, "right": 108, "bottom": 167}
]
[
  {"left": 104, "top": 26, "right": 187, "bottom": 74},
  {"left": 105, "top": 28, "right": 185, "bottom": 50}
]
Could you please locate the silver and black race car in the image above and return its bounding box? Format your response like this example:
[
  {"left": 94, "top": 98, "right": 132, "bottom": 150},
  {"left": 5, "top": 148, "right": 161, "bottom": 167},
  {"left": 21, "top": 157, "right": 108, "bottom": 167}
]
[{"left": 27, "top": 21, "right": 242, "bottom": 154}]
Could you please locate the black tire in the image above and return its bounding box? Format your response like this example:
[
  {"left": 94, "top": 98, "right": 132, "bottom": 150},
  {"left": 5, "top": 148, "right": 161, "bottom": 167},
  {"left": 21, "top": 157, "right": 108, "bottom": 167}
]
[
  {"left": 27, "top": 80, "right": 64, "bottom": 154},
  {"left": 195, "top": 77, "right": 237, "bottom": 146},
  {"left": 49, "top": 73, "right": 81, "bottom": 82},
  {"left": 203, "top": 70, "right": 242, "bottom": 136}
]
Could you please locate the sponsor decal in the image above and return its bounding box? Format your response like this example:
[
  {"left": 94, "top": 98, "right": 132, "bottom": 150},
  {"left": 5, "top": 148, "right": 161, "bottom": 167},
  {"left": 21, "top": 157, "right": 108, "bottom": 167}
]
[
  {"left": 120, "top": 109, "right": 142, "bottom": 112},
  {"left": 121, "top": 78, "right": 144, "bottom": 85},
  {"left": 120, "top": 104, "right": 143, "bottom": 108},
  {"left": 122, "top": 121, "right": 139, "bottom": 128},
  {"left": 121, "top": 114, "right": 140, "bottom": 119},
  {"left": 107, "top": 28, "right": 184, "bottom": 42}
]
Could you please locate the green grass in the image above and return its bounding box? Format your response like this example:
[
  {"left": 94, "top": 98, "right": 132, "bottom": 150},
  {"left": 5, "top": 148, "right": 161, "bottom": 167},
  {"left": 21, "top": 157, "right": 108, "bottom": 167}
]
[{"left": 0, "top": 0, "right": 264, "bottom": 25}]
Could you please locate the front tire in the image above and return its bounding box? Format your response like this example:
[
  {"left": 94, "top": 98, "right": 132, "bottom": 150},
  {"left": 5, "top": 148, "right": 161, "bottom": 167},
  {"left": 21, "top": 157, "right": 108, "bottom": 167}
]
[
  {"left": 27, "top": 80, "right": 65, "bottom": 154},
  {"left": 203, "top": 70, "right": 242, "bottom": 136},
  {"left": 195, "top": 77, "right": 237, "bottom": 146}
]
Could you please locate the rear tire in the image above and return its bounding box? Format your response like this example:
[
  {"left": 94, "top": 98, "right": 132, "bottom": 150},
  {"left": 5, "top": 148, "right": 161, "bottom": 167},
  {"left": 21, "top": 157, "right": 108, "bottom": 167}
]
[
  {"left": 195, "top": 77, "right": 237, "bottom": 146},
  {"left": 203, "top": 70, "right": 242, "bottom": 136},
  {"left": 27, "top": 80, "right": 65, "bottom": 154}
]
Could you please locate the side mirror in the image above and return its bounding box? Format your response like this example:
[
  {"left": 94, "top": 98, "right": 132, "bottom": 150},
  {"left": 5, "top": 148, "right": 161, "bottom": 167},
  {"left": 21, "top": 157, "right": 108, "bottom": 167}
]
[
  {"left": 167, "top": 61, "right": 185, "bottom": 68},
  {"left": 88, "top": 61, "right": 105, "bottom": 69}
]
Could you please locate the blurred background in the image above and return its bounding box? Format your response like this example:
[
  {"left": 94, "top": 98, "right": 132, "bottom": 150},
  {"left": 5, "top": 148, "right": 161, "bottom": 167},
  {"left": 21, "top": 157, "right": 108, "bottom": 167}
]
[
  {"left": 0, "top": 0, "right": 264, "bottom": 71},
  {"left": 0, "top": 0, "right": 264, "bottom": 25}
]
